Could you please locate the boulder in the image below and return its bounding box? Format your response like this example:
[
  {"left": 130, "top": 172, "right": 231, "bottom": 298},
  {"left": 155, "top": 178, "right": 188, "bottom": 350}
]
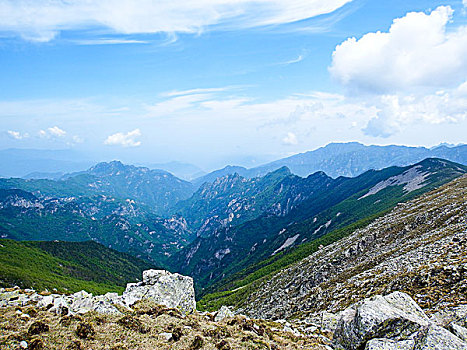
[
  {"left": 215, "top": 306, "right": 235, "bottom": 322},
  {"left": 413, "top": 325, "right": 467, "bottom": 350},
  {"left": 122, "top": 269, "right": 196, "bottom": 314},
  {"left": 334, "top": 292, "right": 429, "bottom": 350}
]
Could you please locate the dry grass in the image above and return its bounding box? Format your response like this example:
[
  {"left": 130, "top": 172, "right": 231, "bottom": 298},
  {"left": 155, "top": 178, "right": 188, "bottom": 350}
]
[{"left": 0, "top": 299, "right": 331, "bottom": 349}]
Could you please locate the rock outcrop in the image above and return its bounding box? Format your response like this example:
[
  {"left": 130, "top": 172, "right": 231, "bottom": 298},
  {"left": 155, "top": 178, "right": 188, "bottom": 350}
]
[
  {"left": 333, "top": 292, "right": 467, "bottom": 350},
  {"left": 0, "top": 269, "right": 196, "bottom": 316},
  {"left": 122, "top": 269, "right": 196, "bottom": 314}
]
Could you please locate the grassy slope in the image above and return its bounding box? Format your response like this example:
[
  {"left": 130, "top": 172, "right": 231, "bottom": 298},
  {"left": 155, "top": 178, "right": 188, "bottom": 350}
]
[{"left": 0, "top": 239, "right": 156, "bottom": 294}]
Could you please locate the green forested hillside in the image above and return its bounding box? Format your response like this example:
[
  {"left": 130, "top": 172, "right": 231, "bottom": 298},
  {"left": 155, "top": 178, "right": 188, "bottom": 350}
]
[{"left": 0, "top": 239, "right": 156, "bottom": 294}]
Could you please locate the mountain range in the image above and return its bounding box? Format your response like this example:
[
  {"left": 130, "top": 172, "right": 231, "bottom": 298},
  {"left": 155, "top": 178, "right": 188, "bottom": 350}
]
[
  {"left": 169, "top": 158, "right": 467, "bottom": 294},
  {"left": 1, "top": 143, "right": 467, "bottom": 309},
  {"left": 193, "top": 142, "right": 467, "bottom": 185}
]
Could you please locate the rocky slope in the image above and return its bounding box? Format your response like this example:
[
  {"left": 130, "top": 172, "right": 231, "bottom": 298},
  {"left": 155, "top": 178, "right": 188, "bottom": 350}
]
[{"left": 240, "top": 175, "right": 467, "bottom": 320}]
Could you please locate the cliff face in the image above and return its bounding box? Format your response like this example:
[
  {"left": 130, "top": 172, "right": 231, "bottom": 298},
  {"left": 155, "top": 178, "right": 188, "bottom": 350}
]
[{"left": 241, "top": 175, "right": 467, "bottom": 320}]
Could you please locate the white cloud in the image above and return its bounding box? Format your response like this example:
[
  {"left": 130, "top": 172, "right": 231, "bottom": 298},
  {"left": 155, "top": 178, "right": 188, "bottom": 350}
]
[
  {"left": 279, "top": 54, "right": 304, "bottom": 65},
  {"left": 47, "top": 126, "right": 67, "bottom": 137},
  {"left": 73, "top": 38, "right": 148, "bottom": 45},
  {"left": 330, "top": 6, "right": 467, "bottom": 92},
  {"left": 0, "top": 0, "right": 352, "bottom": 42},
  {"left": 72, "top": 135, "right": 84, "bottom": 144},
  {"left": 7, "top": 130, "right": 29, "bottom": 140},
  {"left": 363, "top": 89, "right": 467, "bottom": 137},
  {"left": 163, "top": 87, "right": 234, "bottom": 97},
  {"left": 104, "top": 129, "right": 142, "bottom": 147},
  {"left": 38, "top": 126, "right": 67, "bottom": 138},
  {"left": 283, "top": 132, "right": 298, "bottom": 145}
]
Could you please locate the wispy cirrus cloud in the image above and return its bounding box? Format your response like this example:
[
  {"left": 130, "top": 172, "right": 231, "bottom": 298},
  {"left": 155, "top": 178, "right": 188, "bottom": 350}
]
[
  {"left": 278, "top": 54, "right": 304, "bottom": 66},
  {"left": 72, "top": 38, "right": 149, "bottom": 45},
  {"left": 0, "top": 0, "right": 353, "bottom": 42}
]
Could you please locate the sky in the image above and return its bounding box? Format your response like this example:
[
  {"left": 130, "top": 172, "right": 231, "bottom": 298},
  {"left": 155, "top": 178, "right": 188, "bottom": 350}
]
[{"left": 1, "top": 0, "right": 467, "bottom": 170}]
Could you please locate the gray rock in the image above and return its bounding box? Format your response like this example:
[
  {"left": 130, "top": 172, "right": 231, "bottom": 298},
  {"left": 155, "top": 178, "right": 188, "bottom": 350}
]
[
  {"left": 160, "top": 332, "right": 173, "bottom": 341},
  {"left": 214, "top": 305, "right": 234, "bottom": 322},
  {"left": 48, "top": 296, "right": 70, "bottom": 315},
  {"left": 448, "top": 323, "right": 467, "bottom": 342},
  {"left": 413, "top": 325, "right": 467, "bottom": 349},
  {"left": 365, "top": 338, "right": 415, "bottom": 350},
  {"left": 431, "top": 305, "right": 467, "bottom": 328},
  {"left": 37, "top": 295, "right": 55, "bottom": 308},
  {"left": 122, "top": 269, "right": 196, "bottom": 314},
  {"left": 334, "top": 292, "right": 429, "bottom": 350},
  {"left": 321, "top": 311, "right": 340, "bottom": 333}
]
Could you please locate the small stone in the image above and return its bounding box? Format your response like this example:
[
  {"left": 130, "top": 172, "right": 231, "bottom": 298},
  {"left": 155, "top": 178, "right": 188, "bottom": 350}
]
[
  {"left": 160, "top": 332, "right": 173, "bottom": 341},
  {"left": 19, "top": 341, "right": 28, "bottom": 349},
  {"left": 449, "top": 323, "right": 467, "bottom": 342}
]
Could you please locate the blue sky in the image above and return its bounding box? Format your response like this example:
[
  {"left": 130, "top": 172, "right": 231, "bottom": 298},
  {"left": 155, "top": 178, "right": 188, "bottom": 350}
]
[{"left": 1, "top": 0, "right": 467, "bottom": 169}]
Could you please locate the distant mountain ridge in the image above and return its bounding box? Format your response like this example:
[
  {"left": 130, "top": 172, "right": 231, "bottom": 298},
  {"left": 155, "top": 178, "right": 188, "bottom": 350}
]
[
  {"left": 2, "top": 160, "right": 195, "bottom": 216},
  {"left": 193, "top": 142, "right": 467, "bottom": 186}
]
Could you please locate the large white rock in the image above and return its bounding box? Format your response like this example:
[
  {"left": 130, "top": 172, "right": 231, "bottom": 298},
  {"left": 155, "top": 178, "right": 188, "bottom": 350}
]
[
  {"left": 334, "top": 292, "right": 429, "bottom": 350},
  {"left": 122, "top": 269, "right": 196, "bottom": 314}
]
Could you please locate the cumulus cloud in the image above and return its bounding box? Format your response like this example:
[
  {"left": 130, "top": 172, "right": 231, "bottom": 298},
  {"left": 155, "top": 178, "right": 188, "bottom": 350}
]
[
  {"left": 363, "top": 89, "right": 467, "bottom": 137},
  {"left": 0, "top": 0, "right": 352, "bottom": 42},
  {"left": 283, "top": 132, "right": 298, "bottom": 145},
  {"left": 330, "top": 6, "right": 467, "bottom": 92},
  {"left": 104, "top": 129, "right": 142, "bottom": 147},
  {"left": 7, "top": 130, "right": 29, "bottom": 140},
  {"left": 39, "top": 126, "right": 67, "bottom": 138}
]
